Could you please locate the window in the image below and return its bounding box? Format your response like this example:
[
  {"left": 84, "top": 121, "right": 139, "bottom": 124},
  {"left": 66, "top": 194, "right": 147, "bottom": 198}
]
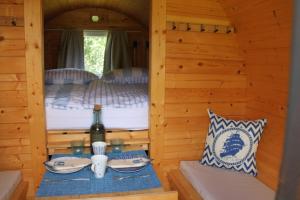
[{"left": 84, "top": 30, "right": 107, "bottom": 76}]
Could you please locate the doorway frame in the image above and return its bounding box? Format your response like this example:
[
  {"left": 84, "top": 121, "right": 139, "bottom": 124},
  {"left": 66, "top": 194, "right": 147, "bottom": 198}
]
[{"left": 24, "top": 0, "right": 166, "bottom": 190}]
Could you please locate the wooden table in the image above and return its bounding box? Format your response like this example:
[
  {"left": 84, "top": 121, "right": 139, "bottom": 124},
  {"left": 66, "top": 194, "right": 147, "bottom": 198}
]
[
  {"left": 35, "top": 189, "right": 177, "bottom": 200},
  {"left": 35, "top": 151, "right": 177, "bottom": 200}
]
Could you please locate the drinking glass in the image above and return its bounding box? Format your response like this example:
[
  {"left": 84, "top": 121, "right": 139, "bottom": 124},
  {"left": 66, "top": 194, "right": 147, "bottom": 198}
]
[
  {"left": 110, "top": 139, "right": 124, "bottom": 153},
  {"left": 71, "top": 140, "right": 84, "bottom": 155}
]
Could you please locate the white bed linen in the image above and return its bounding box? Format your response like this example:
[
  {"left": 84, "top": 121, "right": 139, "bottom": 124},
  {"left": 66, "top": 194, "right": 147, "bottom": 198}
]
[
  {"left": 46, "top": 105, "right": 148, "bottom": 130},
  {"left": 180, "top": 161, "right": 275, "bottom": 200},
  {"left": 45, "top": 82, "right": 149, "bottom": 130}
]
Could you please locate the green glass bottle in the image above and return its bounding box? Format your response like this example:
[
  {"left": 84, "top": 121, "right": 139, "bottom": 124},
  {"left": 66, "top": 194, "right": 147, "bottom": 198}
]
[{"left": 90, "top": 104, "right": 105, "bottom": 154}]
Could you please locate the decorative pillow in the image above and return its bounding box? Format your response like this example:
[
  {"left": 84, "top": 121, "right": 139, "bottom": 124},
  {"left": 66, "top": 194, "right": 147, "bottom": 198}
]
[
  {"left": 45, "top": 68, "right": 98, "bottom": 85},
  {"left": 200, "top": 109, "right": 267, "bottom": 176},
  {"left": 102, "top": 68, "right": 148, "bottom": 84}
]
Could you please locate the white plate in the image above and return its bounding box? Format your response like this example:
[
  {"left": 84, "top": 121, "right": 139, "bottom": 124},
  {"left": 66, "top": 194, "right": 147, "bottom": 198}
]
[
  {"left": 45, "top": 165, "right": 84, "bottom": 174},
  {"left": 44, "top": 157, "right": 91, "bottom": 173}
]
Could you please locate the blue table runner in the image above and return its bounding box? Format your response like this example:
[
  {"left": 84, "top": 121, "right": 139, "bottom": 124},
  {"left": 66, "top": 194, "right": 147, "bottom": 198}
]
[{"left": 36, "top": 151, "right": 161, "bottom": 197}]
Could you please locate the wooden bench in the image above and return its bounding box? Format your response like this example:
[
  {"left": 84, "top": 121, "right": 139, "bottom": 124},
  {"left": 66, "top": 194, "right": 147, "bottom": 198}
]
[
  {"left": 168, "top": 161, "right": 275, "bottom": 200},
  {"left": 168, "top": 170, "right": 203, "bottom": 200},
  {"left": 0, "top": 170, "right": 28, "bottom": 200}
]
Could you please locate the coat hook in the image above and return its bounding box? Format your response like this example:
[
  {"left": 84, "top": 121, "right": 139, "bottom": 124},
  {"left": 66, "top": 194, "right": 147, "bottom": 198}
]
[
  {"left": 11, "top": 18, "right": 17, "bottom": 26},
  {"left": 200, "top": 24, "right": 205, "bottom": 32},
  {"left": 226, "top": 26, "right": 231, "bottom": 34},
  {"left": 186, "top": 23, "right": 191, "bottom": 31},
  {"left": 172, "top": 22, "right": 177, "bottom": 30},
  {"left": 214, "top": 25, "right": 219, "bottom": 33}
]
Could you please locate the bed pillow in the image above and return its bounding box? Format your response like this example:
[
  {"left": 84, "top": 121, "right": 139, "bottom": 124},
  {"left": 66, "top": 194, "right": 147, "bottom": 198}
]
[
  {"left": 200, "top": 109, "right": 267, "bottom": 176},
  {"left": 45, "top": 68, "right": 99, "bottom": 85},
  {"left": 102, "top": 68, "right": 148, "bottom": 84}
]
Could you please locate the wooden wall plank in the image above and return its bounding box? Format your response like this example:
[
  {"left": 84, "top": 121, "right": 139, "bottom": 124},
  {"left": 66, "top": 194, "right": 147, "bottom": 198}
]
[
  {"left": 0, "top": 123, "right": 29, "bottom": 139},
  {"left": 24, "top": 0, "right": 47, "bottom": 191},
  {"left": 0, "top": 39, "right": 25, "bottom": 57},
  {"left": 0, "top": 4, "right": 24, "bottom": 17},
  {"left": 0, "top": 73, "right": 26, "bottom": 81},
  {"left": 165, "top": 58, "right": 245, "bottom": 75},
  {"left": 166, "top": 0, "right": 227, "bottom": 19},
  {"left": 0, "top": 90, "right": 27, "bottom": 106},
  {"left": 0, "top": 81, "right": 26, "bottom": 90},
  {"left": 149, "top": 0, "right": 167, "bottom": 186},
  {"left": 0, "top": 0, "right": 23, "bottom": 4},
  {"left": 0, "top": 57, "right": 25, "bottom": 73},
  {"left": 220, "top": 0, "right": 292, "bottom": 189},
  {"left": 165, "top": 88, "right": 247, "bottom": 103},
  {"left": 0, "top": 27, "right": 24, "bottom": 39},
  {"left": 0, "top": 107, "right": 28, "bottom": 123}
]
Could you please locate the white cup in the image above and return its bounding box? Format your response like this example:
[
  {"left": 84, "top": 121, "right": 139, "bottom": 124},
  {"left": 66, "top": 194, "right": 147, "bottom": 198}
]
[
  {"left": 92, "top": 141, "right": 107, "bottom": 155},
  {"left": 91, "top": 155, "right": 108, "bottom": 178}
]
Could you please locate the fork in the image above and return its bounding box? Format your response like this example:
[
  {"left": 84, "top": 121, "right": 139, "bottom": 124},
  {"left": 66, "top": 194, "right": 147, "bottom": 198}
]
[
  {"left": 113, "top": 174, "right": 150, "bottom": 181},
  {"left": 44, "top": 178, "right": 90, "bottom": 183}
]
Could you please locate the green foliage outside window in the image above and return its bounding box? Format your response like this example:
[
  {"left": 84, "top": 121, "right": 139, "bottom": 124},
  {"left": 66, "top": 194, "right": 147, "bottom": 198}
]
[{"left": 84, "top": 36, "right": 107, "bottom": 76}]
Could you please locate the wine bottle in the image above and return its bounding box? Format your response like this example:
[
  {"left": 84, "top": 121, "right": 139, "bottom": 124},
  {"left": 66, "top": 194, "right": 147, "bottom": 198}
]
[{"left": 90, "top": 104, "right": 105, "bottom": 154}]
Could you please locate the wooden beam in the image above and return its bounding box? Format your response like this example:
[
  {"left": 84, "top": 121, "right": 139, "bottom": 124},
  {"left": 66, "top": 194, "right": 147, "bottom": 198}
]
[
  {"left": 24, "top": 0, "right": 47, "bottom": 190},
  {"left": 149, "top": 0, "right": 166, "bottom": 185},
  {"left": 167, "top": 15, "right": 231, "bottom": 26}
]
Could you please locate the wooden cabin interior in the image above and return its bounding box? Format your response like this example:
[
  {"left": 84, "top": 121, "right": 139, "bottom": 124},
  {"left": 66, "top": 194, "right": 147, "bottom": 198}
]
[{"left": 0, "top": 0, "right": 298, "bottom": 199}]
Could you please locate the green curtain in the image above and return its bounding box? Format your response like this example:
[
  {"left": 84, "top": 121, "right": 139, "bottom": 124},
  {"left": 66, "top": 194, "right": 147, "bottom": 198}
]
[
  {"left": 57, "top": 30, "right": 84, "bottom": 69},
  {"left": 103, "top": 31, "right": 132, "bottom": 74}
]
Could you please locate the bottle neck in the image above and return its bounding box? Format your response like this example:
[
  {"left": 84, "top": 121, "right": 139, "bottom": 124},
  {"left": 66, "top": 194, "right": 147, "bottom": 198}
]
[{"left": 93, "top": 109, "right": 102, "bottom": 124}]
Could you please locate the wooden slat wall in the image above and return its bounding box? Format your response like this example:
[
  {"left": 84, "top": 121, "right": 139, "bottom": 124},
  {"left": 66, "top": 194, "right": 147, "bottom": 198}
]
[
  {"left": 0, "top": 0, "right": 35, "bottom": 196},
  {"left": 155, "top": 0, "right": 247, "bottom": 186},
  {"left": 220, "top": 0, "right": 292, "bottom": 189}
]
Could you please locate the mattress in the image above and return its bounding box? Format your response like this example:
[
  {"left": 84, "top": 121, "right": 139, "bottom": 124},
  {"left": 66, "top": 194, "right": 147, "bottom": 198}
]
[
  {"left": 180, "top": 161, "right": 275, "bottom": 200},
  {"left": 45, "top": 82, "right": 149, "bottom": 130},
  {"left": 46, "top": 106, "right": 148, "bottom": 130},
  {"left": 0, "top": 170, "right": 21, "bottom": 200}
]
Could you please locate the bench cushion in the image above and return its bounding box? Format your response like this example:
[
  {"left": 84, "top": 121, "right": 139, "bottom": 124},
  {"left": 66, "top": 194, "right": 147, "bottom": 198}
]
[
  {"left": 180, "top": 161, "right": 275, "bottom": 200},
  {"left": 0, "top": 171, "right": 21, "bottom": 200}
]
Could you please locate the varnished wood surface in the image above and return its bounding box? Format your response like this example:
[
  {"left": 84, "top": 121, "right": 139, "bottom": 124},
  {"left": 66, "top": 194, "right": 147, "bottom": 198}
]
[
  {"left": 220, "top": 0, "right": 292, "bottom": 189},
  {"left": 149, "top": 0, "right": 167, "bottom": 186},
  {"left": 43, "top": 0, "right": 150, "bottom": 27},
  {"left": 156, "top": 0, "right": 247, "bottom": 188},
  {"left": 24, "top": 0, "right": 47, "bottom": 193},
  {"left": 35, "top": 189, "right": 178, "bottom": 200},
  {"left": 0, "top": 0, "right": 35, "bottom": 197},
  {"left": 45, "top": 8, "right": 145, "bottom": 30},
  {"left": 47, "top": 130, "right": 150, "bottom": 155},
  {"left": 168, "top": 170, "right": 203, "bottom": 200},
  {"left": 11, "top": 180, "right": 28, "bottom": 200}
]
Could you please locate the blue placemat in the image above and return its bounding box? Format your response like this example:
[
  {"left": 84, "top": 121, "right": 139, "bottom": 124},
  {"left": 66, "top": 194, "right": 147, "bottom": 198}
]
[{"left": 36, "top": 151, "right": 161, "bottom": 197}]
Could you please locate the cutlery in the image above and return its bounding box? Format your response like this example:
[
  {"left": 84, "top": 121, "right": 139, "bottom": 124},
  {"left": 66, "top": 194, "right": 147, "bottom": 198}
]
[
  {"left": 44, "top": 178, "right": 90, "bottom": 183},
  {"left": 113, "top": 174, "right": 150, "bottom": 181}
]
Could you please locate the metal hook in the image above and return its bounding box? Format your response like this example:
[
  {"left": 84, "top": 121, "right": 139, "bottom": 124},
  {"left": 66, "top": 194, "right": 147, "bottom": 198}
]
[
  {"left": 11, "top": 18, "right": 17, "bottom": 26},
  {"left": 200, "top": 24, "right": 205, "bottom": 32},
  {"left": 226, "top": 26, "right": 232, "bottom": 34},
  {"left": 186, "top": 23, "right": 191, "bottom": 31},
  {"left": 214, "top": 25, "right": 219, "bottom": 33},
  {"left": 172, "top": 22, "right": 177, "bottom": 30}
]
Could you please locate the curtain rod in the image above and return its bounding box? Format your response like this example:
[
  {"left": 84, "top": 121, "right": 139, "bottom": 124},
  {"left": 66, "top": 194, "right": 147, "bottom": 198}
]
[{"left": 44, "top": 28, "right": 145, "bottom": 33}]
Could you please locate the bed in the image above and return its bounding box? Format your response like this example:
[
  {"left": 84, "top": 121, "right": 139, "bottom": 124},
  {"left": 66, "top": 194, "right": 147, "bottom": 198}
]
[
  {"left": 45, "top": 81, "right": 149, "bottom": 130},
  {"left": 44, "top": 68, "right": 150, "bottom": 154}
]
